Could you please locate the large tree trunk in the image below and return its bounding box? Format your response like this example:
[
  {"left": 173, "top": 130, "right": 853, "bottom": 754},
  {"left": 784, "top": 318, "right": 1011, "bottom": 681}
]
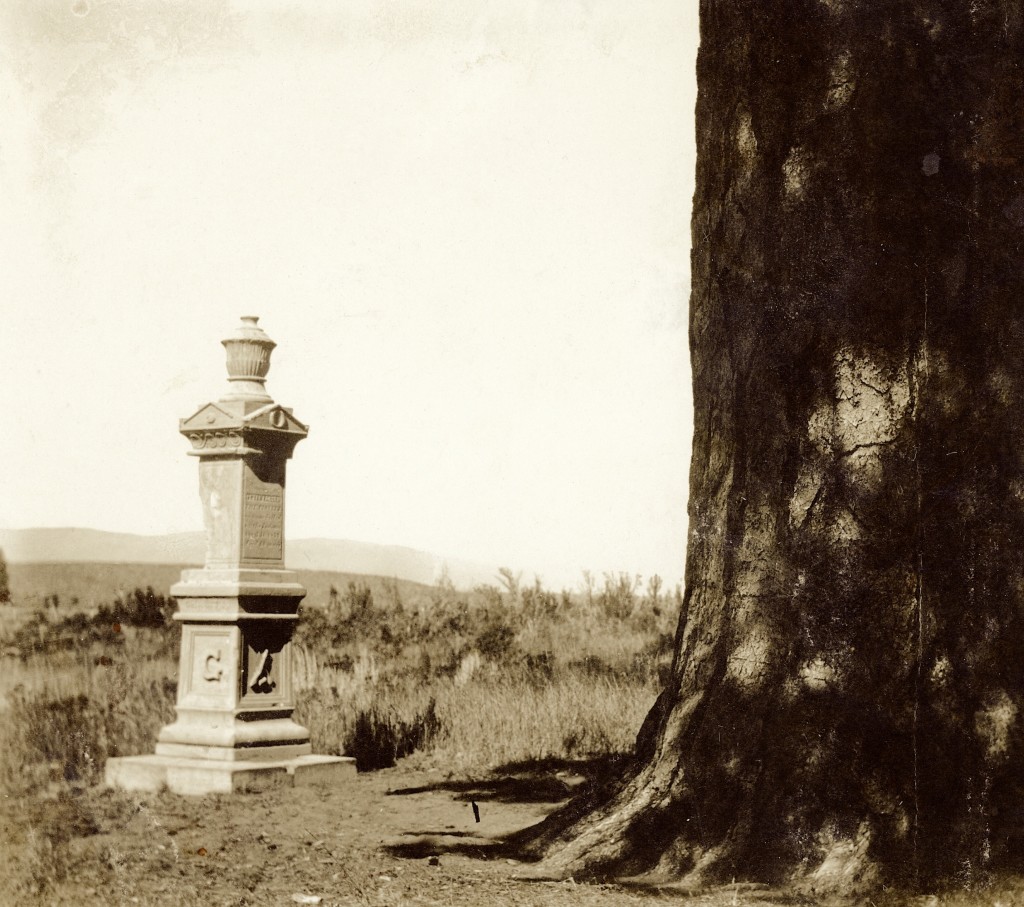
[{"left": 524, "top": 0, "right": 1024, "bottom": 894}]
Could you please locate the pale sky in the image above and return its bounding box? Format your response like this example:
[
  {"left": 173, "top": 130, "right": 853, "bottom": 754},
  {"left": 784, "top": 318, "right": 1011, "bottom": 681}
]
[{"left": 1, "top": 0, "right": 698, "bottom": 589}]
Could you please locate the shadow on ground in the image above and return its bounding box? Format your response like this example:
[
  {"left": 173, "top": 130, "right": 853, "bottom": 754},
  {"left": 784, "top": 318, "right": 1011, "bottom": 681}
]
[
  {"left": 382, "top": 754, "right": 629, "bottom": 862},
  {"left": 386, "top": 754, "right": 628, "bottom": 803}
]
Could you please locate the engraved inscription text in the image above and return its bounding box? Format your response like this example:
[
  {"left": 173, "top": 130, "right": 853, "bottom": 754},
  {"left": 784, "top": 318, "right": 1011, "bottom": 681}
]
[{"left": 242, "top": 470, "right": 284, "bottom": 562}]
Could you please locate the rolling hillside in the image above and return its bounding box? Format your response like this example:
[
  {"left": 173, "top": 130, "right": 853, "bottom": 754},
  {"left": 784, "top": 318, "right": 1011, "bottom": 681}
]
[
  {"left": 6, "top": 561, "right": 436, "bottom": 612},
  {"left": 0, "top": 527, "right": 499, "bottom": 589}
]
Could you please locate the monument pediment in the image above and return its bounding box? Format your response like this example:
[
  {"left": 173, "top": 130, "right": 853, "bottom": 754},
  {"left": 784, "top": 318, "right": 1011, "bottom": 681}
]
[
  {"left": 243, "top": 404, "right": 308, "bottom": 435},
  {"left": 180, "top": 403, "right": 242, "bottom": 432}
]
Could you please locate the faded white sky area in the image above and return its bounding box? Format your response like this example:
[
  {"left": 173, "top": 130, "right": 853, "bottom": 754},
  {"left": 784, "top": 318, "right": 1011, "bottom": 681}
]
[{"left": 0, "top": 1, "right": 698, "bottom": 589}]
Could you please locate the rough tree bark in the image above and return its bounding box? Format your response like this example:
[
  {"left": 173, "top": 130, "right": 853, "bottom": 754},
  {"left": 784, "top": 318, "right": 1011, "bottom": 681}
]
[{"left": 524, "top": 0, "right": 1024, "bottom": 894}]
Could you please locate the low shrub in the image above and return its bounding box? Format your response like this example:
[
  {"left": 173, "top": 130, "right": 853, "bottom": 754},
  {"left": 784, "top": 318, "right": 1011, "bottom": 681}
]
[
  {"left": 350, "top": 699, "right": 442, "bottom": 770},
  {"left": 96, "top": 586, "right": 175, "bottom": 629},
  {"left": 5, "top": 587, "right": 175, "bottom": 660},
  {"left": 0, "top": 649, "right": 177, "bottom": 796}
]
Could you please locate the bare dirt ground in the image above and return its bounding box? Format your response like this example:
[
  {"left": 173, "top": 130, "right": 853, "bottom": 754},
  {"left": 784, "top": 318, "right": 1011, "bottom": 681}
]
[{"left": 3, "top": 756, "right": 800, "bottom": 907}]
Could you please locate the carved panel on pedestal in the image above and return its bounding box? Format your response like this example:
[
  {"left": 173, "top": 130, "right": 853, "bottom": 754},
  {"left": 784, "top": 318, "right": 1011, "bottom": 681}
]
[
  {"left": 180, "top": 625, "right": 239, "bottom": 708},
  {"left": 239, "top": 623, "right": 291, "bottom": 708}
]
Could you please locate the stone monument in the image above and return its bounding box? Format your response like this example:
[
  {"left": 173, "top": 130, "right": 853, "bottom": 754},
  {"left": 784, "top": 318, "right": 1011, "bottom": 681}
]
[{"left": 106, "top": 316, "right": 354, "bottom": 795}]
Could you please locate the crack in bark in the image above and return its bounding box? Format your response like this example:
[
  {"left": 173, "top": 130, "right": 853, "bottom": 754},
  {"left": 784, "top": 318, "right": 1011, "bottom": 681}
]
[
  {"left": 910, "top": 273, "right": 929, "bottom": 882},
  {"left": 839, "top": 440, "right": 896, "bottom": 456}
]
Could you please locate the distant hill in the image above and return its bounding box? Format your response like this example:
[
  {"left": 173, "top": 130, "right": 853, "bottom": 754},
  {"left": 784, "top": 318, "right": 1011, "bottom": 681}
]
[
  {"left": 0, "top": 527, "right": 502, "bottom": 590},
  {"left": 5, "top": 562, "right": 437, "bottom": 612}
]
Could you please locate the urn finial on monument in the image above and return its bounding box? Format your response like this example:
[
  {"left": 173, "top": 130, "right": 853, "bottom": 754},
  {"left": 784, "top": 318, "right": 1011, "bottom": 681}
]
[
  {"left": 104, "top": 316, "right": 354, "bottom": 795},
  {"left": 222, "top": 315, "right": 276, "bottom": 402}
]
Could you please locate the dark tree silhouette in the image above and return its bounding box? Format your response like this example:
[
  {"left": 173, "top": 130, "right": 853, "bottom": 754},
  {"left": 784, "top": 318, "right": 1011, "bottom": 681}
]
[
  {"left": 524, "top": 0, "right": 1024, "bottom": 895},
  {"left": 0, "top": 547, "right": 10, "bottom": 604}
]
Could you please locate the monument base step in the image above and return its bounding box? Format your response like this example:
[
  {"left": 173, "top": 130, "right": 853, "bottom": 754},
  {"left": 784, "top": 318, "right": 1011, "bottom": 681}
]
[{"left": 105, "top": 753, "right": 356, "bottom": 796}]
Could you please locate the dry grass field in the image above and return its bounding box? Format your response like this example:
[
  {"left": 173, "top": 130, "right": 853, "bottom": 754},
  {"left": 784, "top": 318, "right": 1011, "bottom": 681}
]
[
  {"left": 0, "top": 564, "right": 673, "bottom": 902},
  {"left": 3, "top": 565, "right": 1019, "bottom": 905}
]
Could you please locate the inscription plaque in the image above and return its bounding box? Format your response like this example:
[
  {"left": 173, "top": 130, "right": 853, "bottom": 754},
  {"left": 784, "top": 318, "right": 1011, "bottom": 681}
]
[{"left": 242, "top": 468, "right": 284, "bottom": 563}]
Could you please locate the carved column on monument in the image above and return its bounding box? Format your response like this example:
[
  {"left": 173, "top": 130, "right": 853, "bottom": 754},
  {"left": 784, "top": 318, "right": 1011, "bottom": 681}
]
[{"left": 105, "top": 316, "right": 353, "bottom": 795}]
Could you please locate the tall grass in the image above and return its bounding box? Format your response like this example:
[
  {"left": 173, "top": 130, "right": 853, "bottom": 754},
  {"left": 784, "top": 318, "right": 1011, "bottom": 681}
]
[
  {"left": 292, "top": 646, "right": 659, "bottom": 772},
  {"left": 0, "top": 652, "right": 177, "bottom": 795},
  {"left": 0, "top": 570, "right": 678, "bottom": 794},
  {"left": 433, "top": 669, "right": 657, "bottom": 769},
  {"left": 295, "top": 646, "right": 444, "bottom": 770}
]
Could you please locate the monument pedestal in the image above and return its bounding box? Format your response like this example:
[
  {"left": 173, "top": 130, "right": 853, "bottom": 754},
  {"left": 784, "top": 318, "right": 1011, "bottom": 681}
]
[
  {"left": 105, "top": 753, "right": 352, "bottom": 796},
  {"left": 106, "top": 317, "right": 354, "bottom": 796}
]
